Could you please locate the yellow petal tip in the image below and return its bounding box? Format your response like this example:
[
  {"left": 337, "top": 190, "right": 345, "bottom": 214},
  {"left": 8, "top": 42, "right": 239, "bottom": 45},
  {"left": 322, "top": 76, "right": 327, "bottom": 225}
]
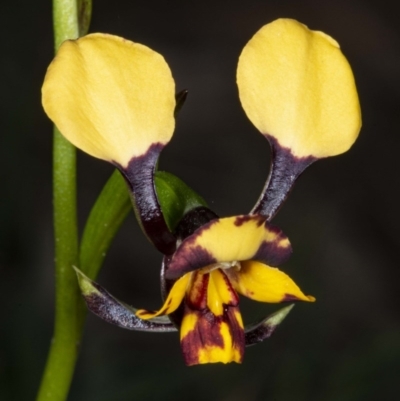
[
  {"left": 237, "top": 18, "right": 361, "bottom": 158},
  {"left": 135, "top": 309, "right": 154, "bottom": 320},
  {"left": 42, "top": 33, "right": 176, "bottom": 166}
]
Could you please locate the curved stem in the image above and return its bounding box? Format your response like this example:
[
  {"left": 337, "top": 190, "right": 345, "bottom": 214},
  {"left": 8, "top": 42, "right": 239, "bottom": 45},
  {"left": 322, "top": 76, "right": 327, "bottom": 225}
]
[{"left": 36, "top": 1, "right": 82, "bottom": 400}]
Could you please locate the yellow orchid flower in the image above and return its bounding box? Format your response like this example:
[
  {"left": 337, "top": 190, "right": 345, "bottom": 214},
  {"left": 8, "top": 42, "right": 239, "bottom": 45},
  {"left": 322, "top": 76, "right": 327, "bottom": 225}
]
[{"left": 42, "top": 18, "right": 360, "bottom": 366}]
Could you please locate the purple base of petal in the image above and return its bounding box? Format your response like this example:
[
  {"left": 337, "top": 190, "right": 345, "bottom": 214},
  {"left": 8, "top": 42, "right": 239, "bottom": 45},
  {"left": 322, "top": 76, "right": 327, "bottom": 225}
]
[
  {"left": 254, "top": 235, "right": 292, "bottom": 266},
  {"left": 115, "top": 143, "right": 177, "bottom": 255},
  {"left": 251, "top": 135, "right": 316, "bottom": 220}
]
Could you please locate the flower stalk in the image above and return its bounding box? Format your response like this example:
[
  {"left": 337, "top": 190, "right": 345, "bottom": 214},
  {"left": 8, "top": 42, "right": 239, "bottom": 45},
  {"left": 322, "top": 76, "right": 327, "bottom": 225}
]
[{"left": 36, "top": 1, "right": 88, "bottom": 400}]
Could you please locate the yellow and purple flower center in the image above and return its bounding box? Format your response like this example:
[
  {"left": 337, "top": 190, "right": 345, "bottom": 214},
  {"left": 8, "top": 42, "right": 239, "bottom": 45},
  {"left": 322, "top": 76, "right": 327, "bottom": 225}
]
[{"left": 137, "top": 232, "right": 315, "bottom": 366}]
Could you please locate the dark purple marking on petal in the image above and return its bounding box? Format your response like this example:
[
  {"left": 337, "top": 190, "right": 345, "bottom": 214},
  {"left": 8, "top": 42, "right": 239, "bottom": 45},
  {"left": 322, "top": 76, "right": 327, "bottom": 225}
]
[
  {"left": 282, "top": 294, "right": 303, "bottom": 302},
  {"left": 83, "top": 279, "right": 177, "bottom": 332},
  {"left": 181, "top": 304, "right": 245, "bottom": 366},
  {"left": 253, "top": 236, "right": 292, "bottom": 267},
  {"left": 165, "top": 219, "right": 220, "bottom": 280},
  {"left": 186, "top": 271, "right": 209, "bottom": 310},
  {"left": 115, "top": 143, "right": 177, "bottom": 255},
  {"left": 181, "top": 308, "right": 223, "bottom": 366},
  {"left": 226, "top": 307, "right": 245, "bottom": 359},
  {"left": 219, "top": 269, "right": 240, "bottom": 307},
  {"left": 165, "top": 244, "right": 216, "bottom": 280},
  {"left": 234, "top": 214, "right": 265, "bottom": 227},
  {"left": 251, "top": 135, "right": 317, "bottom": 221}
]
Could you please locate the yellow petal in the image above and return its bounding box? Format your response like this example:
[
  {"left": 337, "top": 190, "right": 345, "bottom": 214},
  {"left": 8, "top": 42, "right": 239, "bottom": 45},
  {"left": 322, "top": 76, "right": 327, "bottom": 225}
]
[
  {"left": 166, "top": 215, "right": 291, "bottom": 279},
  {"left": 229, "top": 260, "right": 315, "bottom": 303},
  {"left": 136, "top": 273, "right": 190, "bottom": 319},
  {"left": 237, "top": 19, "right": 361, "bottom": 158},
  {"left": 207, "top": 270, "right": 239, "bottom": 316},
  {"left": 196, "top": 321, "right": 243, "bottom": 365},
  {"left": 186, "top": 271, "right": 208, "bottom": 309},
  {"left": 194, "top": 216, "right": 291, "bottom": 264},
  {"left": 42, "top": 33, "right": 175, "bottom": 167}
]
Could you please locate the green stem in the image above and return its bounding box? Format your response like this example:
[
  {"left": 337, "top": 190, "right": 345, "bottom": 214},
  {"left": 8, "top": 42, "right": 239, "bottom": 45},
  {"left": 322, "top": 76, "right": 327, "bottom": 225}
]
[{"left": 36, "top": 1, "right": 82, "bottom": 400}]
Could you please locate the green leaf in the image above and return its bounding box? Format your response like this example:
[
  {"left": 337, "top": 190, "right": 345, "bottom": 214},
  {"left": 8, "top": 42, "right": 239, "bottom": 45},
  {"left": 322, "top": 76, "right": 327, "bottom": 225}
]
[
  {"left": 155, "top": 171, "right": 207, "bottom": 231},
  {"left": 79, "top": 170, "right": 131, "bottom": 279}
]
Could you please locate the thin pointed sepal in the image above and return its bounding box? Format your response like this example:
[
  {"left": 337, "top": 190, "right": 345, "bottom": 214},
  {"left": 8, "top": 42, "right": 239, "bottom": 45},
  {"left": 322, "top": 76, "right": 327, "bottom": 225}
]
[
  {"left": 73, "top": 267, "right": 177, "bottom": 332},
  {"left": 244, "top": 304, "right": 294, "bottom": 346}
]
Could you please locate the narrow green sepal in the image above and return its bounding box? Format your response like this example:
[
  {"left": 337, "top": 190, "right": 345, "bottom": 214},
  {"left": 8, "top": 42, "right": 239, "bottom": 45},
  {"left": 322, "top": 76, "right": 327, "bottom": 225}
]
[
  {"left": 155, "top": 171, "right": 207, "bottom": 231},
  {"left": 245, "top": 304, "right": 294, "bottom": 346}
]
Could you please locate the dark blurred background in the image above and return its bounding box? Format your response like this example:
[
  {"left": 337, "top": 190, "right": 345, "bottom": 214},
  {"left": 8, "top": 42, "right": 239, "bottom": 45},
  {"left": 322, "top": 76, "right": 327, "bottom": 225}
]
[{"left": 1, "top": 0, "right": 400, "bottom": 400}]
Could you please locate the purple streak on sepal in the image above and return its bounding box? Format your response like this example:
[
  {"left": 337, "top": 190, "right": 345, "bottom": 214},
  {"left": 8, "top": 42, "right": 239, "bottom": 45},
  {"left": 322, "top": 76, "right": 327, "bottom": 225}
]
[
  {"left": 82, "top": 276, "right": 177, "bottom": 332},
  {"left": 115, "top": 143, "right": 177, "bottom": 255},
  {"left": 251, "top": 135, "right": 316, "bottom": 221}
]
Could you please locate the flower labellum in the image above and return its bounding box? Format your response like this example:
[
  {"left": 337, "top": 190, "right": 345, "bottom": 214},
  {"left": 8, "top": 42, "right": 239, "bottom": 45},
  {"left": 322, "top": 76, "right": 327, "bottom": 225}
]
[{"left": 136, "top": 214, "right": 314, "bottom": 365}]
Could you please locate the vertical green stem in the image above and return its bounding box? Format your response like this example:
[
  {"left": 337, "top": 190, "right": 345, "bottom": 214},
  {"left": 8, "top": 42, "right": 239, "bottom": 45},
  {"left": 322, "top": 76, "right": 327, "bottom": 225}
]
[{"left": 36, "top": 1, "right": 82, "bottom": 400}]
